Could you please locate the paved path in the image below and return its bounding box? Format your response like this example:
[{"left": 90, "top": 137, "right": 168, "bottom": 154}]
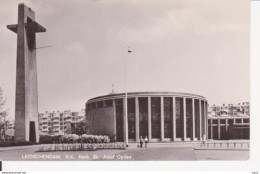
[
  {"left": 0, "top": 146, "right": 248, "bottom": 161},
  {"left": 0, "top": 140, "right": 250, "bottom": 161},
  {"left": 117, "top": 147, "right": 196, "bottom": 161}
]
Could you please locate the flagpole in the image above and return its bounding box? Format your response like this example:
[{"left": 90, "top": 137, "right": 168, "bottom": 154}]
[{"left": 125, "top": 47, "right": 128, "bottom": 145}]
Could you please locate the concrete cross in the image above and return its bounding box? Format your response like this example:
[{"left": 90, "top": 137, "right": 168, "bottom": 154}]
[{"left": 7, "top": 3, "right": 46, "bottom": 143}]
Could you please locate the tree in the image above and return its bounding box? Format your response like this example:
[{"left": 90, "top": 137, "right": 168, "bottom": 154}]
[
  {"left": 48, "top": 126, "right": 55, "bottom": 135},
  {"left": 0, "top": 87, "right": 6, "bottom": 117},
  {"left": 75, "top": 121, "right": 88, "bottom": 150},
  {"left": 0, "top": 87, "right": 7, "bottom": 142}
]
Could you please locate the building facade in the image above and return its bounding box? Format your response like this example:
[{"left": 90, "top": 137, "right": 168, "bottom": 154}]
[
  {"left": 86, "top": 92, "right": 208, "bottom": 142},
  {"left": 208, "top": 102, "right": 250, "bottom": 117},
  {"left": 38, "top": 109, "right": 85, "bottom": 136},
  {"left": 208, "top": 117, "right": 250, "bottom": 140},
  {"left": 208, "top": 102, "right": 250, "bottom": 140}
]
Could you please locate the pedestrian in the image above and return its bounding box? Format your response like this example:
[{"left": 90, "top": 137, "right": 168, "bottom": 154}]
[
  {"left": 203, "top": 134, "right": 206, "bottom": 145},
  {"left": 139, "top": 136, "right": 144, "bottom": 148},
  {"left": 144, "top": 136, "right": 148, "bottom": 148}
]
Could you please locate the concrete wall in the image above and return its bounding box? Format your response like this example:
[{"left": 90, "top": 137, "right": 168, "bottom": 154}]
[{"left": 88, "top": 107, "right": 115, "bottom": 137}]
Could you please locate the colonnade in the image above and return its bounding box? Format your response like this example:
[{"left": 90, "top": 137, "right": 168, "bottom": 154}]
[{"left": 113, "top": 96, "right": 208, "bottom": 142}]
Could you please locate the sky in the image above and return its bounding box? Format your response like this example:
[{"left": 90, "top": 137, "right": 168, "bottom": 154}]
[{"left": 0, "top": 0, "right": 250, "bottom": 120}]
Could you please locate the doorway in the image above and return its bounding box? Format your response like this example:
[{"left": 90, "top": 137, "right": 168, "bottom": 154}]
[{"left": 29, "top": 121, "right": 36, "bottom": 142}]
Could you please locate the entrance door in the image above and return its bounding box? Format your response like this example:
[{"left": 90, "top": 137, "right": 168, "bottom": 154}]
[{"left": 29, "top": 121, "right": 36, "bottom": 142}]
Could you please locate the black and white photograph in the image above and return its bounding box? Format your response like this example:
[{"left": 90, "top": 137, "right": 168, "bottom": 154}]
[{"left": 0, "top": 0, "right": 253, "bottom": 170}]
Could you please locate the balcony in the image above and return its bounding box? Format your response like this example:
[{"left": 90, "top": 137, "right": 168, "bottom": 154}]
[
  {"left": 53, "top": 119, "right": 59, "bottom": 123},
  {"left": 41, "top": 119, "right": 48, "bottom": 123},
  {"left": 42, "top": 127, "right": 48, "bottom": 130},
  {"left": 53, "top": 114, "right": 59, "bottom": 118},
  {"left": 41, "top": 114, "right": 49, "bottom": 119}
]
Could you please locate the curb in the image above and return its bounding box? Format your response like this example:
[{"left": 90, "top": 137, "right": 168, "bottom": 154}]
[{"left": 194, "top": 148, "right": 249, "bottom": 151}]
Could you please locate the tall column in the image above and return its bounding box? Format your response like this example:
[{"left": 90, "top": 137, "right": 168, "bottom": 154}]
[
  {"left": 172, "top": 97, "right": 176, "bottom": 141},
  {"left": 225, "top": 118, "right": 228, "bottom": 132},
  {"left": 210, "top": 119, "right": 213, "bottom": 139},
  {"left": 135, "top": 97, "right": 139, "bottom": 142},
  {"left": 225, "top": 118, "right": 228, "bottom": 140},
  {"left": 217, "top": 119, "right": 221, "bottom": 140},
  {"left": 113, "top": 99, "right": 117, "bottom": 141},
  {"left": 199, "top": 100, "right": 202, "bottom": 140},
  {"left": 123, "top": 98, "right": 128, "bottom": 142},
  {"left": 148, "top": 97, "right": 152, "bottom": 140},
  {"left": 160, "top": 97, "right": 164, "bottom": 141},
  {"left": 192, "top": 98, "right": 195, "bottom": 140},
  {"left": 183, "top": 97, "right": 187, "bottom": 141},
  {"left": 204, "top": 101, "right": 207, "bottom": 140}
]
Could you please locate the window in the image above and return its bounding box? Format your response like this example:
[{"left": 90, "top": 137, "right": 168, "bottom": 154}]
[
  {"left": 151, "top": 97, "right": 161, "bottom": 138},
  {"left": 213, "top": 120, "right": 218, "bottom": 124},
  {"left": 228, "top": 119, "right": 233, "bottom": 124},
  {"left": 105, "top": 100, "right": 113, "bottom": 107},
  {"left": 97, "top": 101, "right": 103, "bottom": 108},
  {"left": 236, "top": 119, "right": 242, "bottom": 123},
  {"left": 220, "top": 119, "right": 225, "bottom": 124},
  {"left": 244, "top": 119, "right": 249, "bottom": 123}
]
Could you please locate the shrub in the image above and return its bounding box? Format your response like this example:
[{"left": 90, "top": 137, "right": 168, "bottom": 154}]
[
  {"left": 79, "top": 134, "right": 110, "bottom": 143},
  {"left": 60, "top": 134, "right": 79, "bottom": 143},
  {"left": 39, "top": 134, "right": 110, "bottom": 144},
  {"left": 39, "top": 135, "right": 62, "bottom": 144}
]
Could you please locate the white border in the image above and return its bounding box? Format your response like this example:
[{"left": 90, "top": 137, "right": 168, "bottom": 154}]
[{"left": 2, "top": 1, "right": 260, "bottom": 172}]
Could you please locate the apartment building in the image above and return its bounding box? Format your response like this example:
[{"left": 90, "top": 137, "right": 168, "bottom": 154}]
[
  {"left": 38, "top": 109, "right": 85, "bottom": 135},
  {"left": 208, "top": 102, "right": 250, "bottom": 117}
]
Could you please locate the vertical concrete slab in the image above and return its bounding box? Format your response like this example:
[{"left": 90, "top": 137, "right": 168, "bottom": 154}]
[
  {"left": 204, "top": 101, "right": 207, "bottom": 140},
  {"left": 192, "top": 98, "right": 195, "bottom": 140},
  {"left": 199, "top": 100, "right": 202, "bottom": 140},
  {"left": 135, "top": 97, "right": 139, "bottom": 142},
  {"left": 183, "top": 97, "right": 187, "bottom": 141},
  {"left": 172, "top": 97, "right": 176, "bottom": 141},
  {"left": 210, "top": 119, "right": 213, "bottom": 139},
  {"left": 160, "top": 97, "right": 164, "bottom": 141},
  {"left": 113, "top": 99, "right": 117, "bottom": 140},
  {"left": 225, "top": 118, "right": 228, "bottom": 133},
  {"left": 218, "top": 119, "right": 221, "bottom": 139},
  {"left": 148, "top": 96, "right": 152, "bottom": 140},
  {"left": 123, "top": 97, "right": 128, "bottom": 142}
]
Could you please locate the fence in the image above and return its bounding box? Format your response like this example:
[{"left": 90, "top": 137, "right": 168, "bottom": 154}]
[
  {"left": 38, "top": 143, "right": 127, "bottom": 152},
  {"left": 196, "top": 141, "right": 250, "bottom": 150}
]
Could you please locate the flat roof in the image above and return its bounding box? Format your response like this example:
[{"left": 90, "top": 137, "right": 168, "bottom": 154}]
[
  {"left": 208, "top": 116, "right": 250, "bottom": 119},
  {"left": 86, "top": 91, "right": 207, "bottom": 104}
]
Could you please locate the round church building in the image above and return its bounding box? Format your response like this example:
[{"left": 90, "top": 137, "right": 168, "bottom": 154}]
[{"left": 85, "top": 92, "right": 208, "bottom": 142}]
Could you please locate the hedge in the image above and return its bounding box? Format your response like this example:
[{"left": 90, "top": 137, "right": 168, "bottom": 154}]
[
  {"left": 39, "top": 135, "right": 62, "bottom": 144},
  {"left": 39, "top": 134, "right": 110, "bottom": 144},
  {"left": 0, "top": 141, "right": 37, "bottom": 147}
]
